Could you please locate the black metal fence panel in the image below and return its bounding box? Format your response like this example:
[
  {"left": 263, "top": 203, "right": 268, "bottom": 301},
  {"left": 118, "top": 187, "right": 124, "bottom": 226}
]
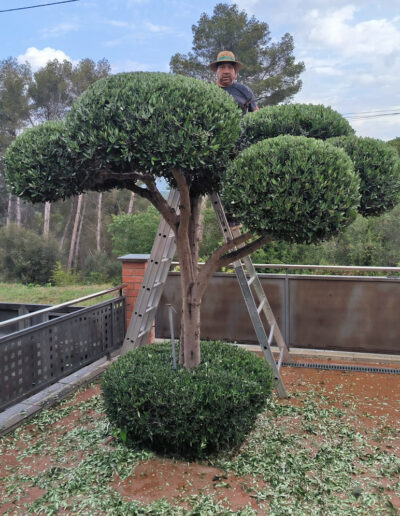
[
  {"left": 0, "top": 297, "right": 125, "bottom": 412},
  {"left": 0, "top": 303, "right": 82, "bottom": 337},
  {"left": 155, "top": 272, "right": 400, "bottom": 355}
]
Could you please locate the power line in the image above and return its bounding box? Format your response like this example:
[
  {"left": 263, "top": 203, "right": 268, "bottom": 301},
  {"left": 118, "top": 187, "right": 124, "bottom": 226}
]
[
  {"left": 342, "top": 107, "right": 400, "bottom": 116},
  {"left": 342, "top": 107, "right": 400, "bottom": 121},
  {"left": 0, "top": 0, "right": 78, "bottom": 13},
  {"left": 345, "top": 113, "right": 400, "bottom": 121}
]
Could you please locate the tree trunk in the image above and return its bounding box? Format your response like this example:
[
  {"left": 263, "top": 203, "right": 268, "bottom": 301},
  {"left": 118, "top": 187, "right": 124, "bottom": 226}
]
[
  {"left": 67, "top": 194, "right": 83, "bottom": 270},
  {"left": 6, "top": 194, "right": 13, "bottom": 226},
  {"left": 174, "top": 191, "right": 202, "bottom": 368},
  {"left": 73, "top": 194, "right": 87, "bottom": 268},
  {"left": 96, "top": 192, "right": 102, "bottom": 251},
  {"left": 179, "top": 296, "right": 201, "bottom": 368},
  {"left": 127, "top": 192, "right": 135, "bottom": 214},
  {"left": 59, "top": 199, "right": 75, "bottom": 252},
  {"left": 43, "top": 202, "right": 51, "bottom": 237},
  {"left": 16, "top": 197, "right": 21, "bottom": 226}
]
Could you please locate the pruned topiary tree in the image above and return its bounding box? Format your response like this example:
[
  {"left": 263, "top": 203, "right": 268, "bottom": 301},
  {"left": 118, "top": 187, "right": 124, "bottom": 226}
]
[
  {"left": 328, "top": 136, "right": 400, "bottom": 217},
  {"left": 4, "top": 72, "right": 400, "bottom": 368}
]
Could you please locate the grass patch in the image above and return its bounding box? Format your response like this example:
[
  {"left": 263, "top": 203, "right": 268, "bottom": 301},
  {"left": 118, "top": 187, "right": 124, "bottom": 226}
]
[{"left": 0, "top": 283, "right": 117, "bottom": 307}]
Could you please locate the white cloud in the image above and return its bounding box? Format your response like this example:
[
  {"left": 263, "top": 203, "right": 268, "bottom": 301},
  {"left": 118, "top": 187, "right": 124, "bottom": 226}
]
[
  {"left": 306, "top": 7, "right": 400, "bottom": 58},
  {"left": 41, "top": 23, "right": 79, "bottom": 38},
  {"left": 17, "top": 47, "right": 76, "bottom": 71},
  {"left": 144, "top": 21, "right": 173, "bottom": 34}
]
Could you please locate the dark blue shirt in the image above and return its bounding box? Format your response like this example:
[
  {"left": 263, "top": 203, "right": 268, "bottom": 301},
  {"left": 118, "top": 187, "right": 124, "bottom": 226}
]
[{"left": 221, "top": 82, "right": 257, "bottom": 113}]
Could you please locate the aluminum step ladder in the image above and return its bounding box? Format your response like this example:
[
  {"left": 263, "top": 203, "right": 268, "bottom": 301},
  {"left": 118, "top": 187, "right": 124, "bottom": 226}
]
[
  {"left": 121, "top": 189, "right": 290, "bottom": 397},
  {"left": 210, "top": 193, "right": 290, "bottom": 398},
  {"left": 121, "top": 189, "right": 179, "bottom": 353}
]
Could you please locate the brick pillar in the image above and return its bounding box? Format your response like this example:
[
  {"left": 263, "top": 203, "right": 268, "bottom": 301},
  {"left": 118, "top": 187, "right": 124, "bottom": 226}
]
[{"left": 118, "top": 254, "right": 154, "bottom": 344}]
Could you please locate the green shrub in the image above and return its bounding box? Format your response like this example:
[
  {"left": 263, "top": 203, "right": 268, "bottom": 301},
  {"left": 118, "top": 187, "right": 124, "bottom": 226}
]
[
  {"left": 101, "top": 341, "right": 273, "bottom": 458},
  {"left": 222, "top": 135, "right": 360, "bottom": 243},
  {"left": 82, "top": 251, "right": 121, "bottom": 284},
  {"left": 328, "top": 136, "right": 400, "bottom": 217},
  {"left": 50, "top": 261, "right": 82, "bottom": 286},
  {"left": 108, "top": 205, "right": 161, "bottom": 256},
  {"left": 0, "top": 224, "right": 59, "bottom": 284},
  {"left": 239, "top": 103, "right": 354, "bottom": 149}
]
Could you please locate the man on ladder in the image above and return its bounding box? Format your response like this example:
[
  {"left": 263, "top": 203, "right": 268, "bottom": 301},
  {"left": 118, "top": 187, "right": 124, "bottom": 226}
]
[
  {"left": 210, "top": 51, "right": 259, "bottom": 115},
  {"left": 209, "top": 51, "right": 258, "bottom": 230}
]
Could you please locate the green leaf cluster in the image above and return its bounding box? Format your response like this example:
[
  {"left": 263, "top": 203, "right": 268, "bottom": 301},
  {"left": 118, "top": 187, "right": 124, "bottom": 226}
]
[
  {"left": 239, "top": 103, "right": 354, "bottom": 149},
  {"left": 328, "top": 136, "right": 400, "bottom": 216},
  {"left": 101, "top": 341, "right": 273, "bottom": 459},
  {"left": 222, "top": 135, "right": 360, "bottom": 243},
  {"left": 66, "top": 72, "right": 240, "bottom": 195},
  {"left": 3, "top": 120, "right": 85, "bottom": 203}
]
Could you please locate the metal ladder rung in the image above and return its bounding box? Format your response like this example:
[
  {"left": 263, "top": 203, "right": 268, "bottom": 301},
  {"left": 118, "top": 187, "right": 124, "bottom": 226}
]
[
  {"left": 247, "top": 274, "right": 256, "bottom": 286},
  {"left": 145, "top": 305, "right": 157, "bottom": 313},
  {"left": 161, "top": 257, "right": 171, "bottom": 263},
  {"left": 268, "top": 324, "right": 274, "bottom": 345},
  {"left": 277, "top": 347, "right": 284, "bottom": 371},
  {"left": 257, "top": 298, "right": 266, "bottom": 314}
]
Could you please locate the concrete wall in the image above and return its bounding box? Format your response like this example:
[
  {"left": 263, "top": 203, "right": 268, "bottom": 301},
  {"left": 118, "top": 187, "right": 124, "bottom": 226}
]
[{"left": 155, "top": 272, "right": 400, "bottom": 354}]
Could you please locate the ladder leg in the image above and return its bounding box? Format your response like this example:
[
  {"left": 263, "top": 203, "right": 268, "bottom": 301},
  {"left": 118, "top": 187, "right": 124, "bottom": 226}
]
[
  {"left": 210, "top": 192, "right": 289, "bottom": 398},
  {"left": 121, "top": 189, "right": 179, "bottom": 353}
]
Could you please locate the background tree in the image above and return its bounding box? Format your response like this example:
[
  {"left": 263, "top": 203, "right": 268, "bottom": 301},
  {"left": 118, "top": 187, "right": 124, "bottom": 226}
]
[
  {"left": 4, "top": 72, "right": 400, "bottom": 368},
  {"left": 170, "top": 3, "right": 305, "bottom": 106},
  {"left": 0, "top": 58, "right": 32, "bottom": 225},
  {"left": 28, "top": 58, "right": 110, "bottom": 245},
  {"left": 108, "top": 205, "right": 161, "bottom": 256}
]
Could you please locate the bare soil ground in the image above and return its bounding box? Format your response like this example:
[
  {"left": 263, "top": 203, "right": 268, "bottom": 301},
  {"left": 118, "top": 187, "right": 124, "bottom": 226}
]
[{"left": 1, "top": 359, "right": 399, "bottom": 515}]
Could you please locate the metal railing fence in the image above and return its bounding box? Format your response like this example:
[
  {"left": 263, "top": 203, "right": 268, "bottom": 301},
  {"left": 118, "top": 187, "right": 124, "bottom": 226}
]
[
  {"left": 156, "top": 268, "right": 400, "bottom": 356},
  {"left": 0, "top": 286, "right": 126, "bottom": 412}
]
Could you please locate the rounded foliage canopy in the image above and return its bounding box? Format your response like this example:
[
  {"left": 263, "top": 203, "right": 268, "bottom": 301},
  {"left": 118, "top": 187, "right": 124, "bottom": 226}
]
[
  {"left": 328, "top": 136, "right": 400, "bottom": 217},
  {"left": 4, "top": 121, "right": 83, "bottom": 203},
  {"left": 239, "top": 103, "right": 354, "bottom": 149},
  {"left": 101, "top": 341, "right": 273, "bottom": 458},
  {"left": 222, "top": 135, "right": 360, "bottom": 243},
  {"left": 66, "top": 72, "right": 241, "bottom": 195}
]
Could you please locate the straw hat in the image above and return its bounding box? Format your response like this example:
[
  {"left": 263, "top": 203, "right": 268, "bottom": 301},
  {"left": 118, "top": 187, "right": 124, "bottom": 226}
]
[{"left": 209, "top": 51, "right": 242, "bottom": 72}]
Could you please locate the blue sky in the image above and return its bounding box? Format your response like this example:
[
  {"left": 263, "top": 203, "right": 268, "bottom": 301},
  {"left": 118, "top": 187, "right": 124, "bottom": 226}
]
[{"left": 1, "top": 0, "right": 399, "bottom": 141}]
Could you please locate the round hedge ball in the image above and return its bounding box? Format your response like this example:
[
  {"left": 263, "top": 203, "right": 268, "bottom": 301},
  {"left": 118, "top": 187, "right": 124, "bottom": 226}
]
[
  {"left": 101, "top": 341, "right": 274, "bottom": 459},
  {"left": 4, "top": 121, "right": 82, "bottom": 203},
  {"left": 239, "top": 103, "right": 355, "bottom": 150},
  {"left": 222, "top": 135, "right": 360, "bottom": 243},
  {"left": 66, "top": 72, "right": 241, "bottom": 195},
  {"left": 328, "top": 136, "right": 400, "bottom": 217}
]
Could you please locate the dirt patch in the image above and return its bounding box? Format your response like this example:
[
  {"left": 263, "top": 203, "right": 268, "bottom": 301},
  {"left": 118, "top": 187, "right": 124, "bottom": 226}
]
[
  {"left": 1, "top": 360, "right": 399, "bottom": 513},
  {"left": 113, "top": 458, "right": 265, "bottom": 513}
]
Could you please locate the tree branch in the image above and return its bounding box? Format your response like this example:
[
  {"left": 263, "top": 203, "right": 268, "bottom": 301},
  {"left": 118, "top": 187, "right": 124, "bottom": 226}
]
[
  {"left": 196, "top": 231, "right": 253, "bottom": 299},
  {"left": 219, "top": 233, "right": 273, "bottom": 268},
  {"left": 172, "top": 168, "right": 196, "bottom": 284}
]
